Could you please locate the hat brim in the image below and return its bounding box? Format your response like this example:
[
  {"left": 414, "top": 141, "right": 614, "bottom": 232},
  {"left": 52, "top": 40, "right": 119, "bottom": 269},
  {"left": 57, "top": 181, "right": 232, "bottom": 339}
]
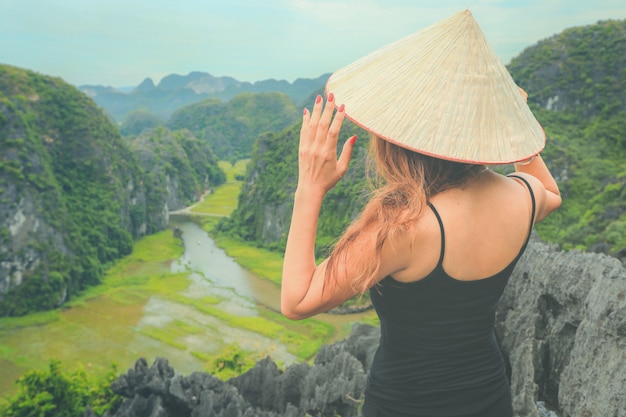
[{"left": 325, "top": 9, "right": 546, "bottom": 164}]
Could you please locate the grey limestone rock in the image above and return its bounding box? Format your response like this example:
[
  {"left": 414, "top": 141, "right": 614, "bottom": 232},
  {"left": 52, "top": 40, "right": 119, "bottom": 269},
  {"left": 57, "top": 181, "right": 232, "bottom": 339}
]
[
  {"left": 104, "top": 239, "right": 625, "bottom": 417},
  {"left": 105, "top": 324, "right": 378, "bottom": 417},
  {"left": 497, "top": 237, "right": 626, "bottom": 417}
]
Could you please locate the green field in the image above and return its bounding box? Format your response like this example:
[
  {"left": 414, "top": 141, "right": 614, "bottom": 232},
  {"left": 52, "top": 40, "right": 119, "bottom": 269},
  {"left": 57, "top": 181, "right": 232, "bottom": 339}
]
[
  {"left": 0, "top": 159, "right": 374, "bottom": 406},
  {"left": 191, "top": 160, "right": 248, "bottom": 216}
]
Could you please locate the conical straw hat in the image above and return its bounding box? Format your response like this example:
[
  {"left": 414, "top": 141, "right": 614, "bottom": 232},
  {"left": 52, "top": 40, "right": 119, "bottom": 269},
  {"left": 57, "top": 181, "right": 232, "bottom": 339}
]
[{"left": 326, "top": 9, "right": 545, "bottom": 164}]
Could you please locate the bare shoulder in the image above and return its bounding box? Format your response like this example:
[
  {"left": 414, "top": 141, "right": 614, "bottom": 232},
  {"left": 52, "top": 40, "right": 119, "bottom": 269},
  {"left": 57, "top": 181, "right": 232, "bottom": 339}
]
[
  {"left": 504, "top": 171, "right": 555, "bottom": 223},
  {"left": 385, "top": 203, "right": 446, "bottom": 283}
]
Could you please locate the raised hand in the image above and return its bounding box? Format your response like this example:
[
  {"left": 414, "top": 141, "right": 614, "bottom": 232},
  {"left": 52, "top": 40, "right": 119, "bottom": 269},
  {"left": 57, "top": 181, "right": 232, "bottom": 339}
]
[{"left": 298, "top": 93, "right": 357, "bottom": 197}]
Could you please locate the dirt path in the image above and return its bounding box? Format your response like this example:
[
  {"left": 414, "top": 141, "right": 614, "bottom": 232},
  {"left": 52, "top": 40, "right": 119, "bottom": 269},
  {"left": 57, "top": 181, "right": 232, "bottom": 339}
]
[{"left": 169, "top": 191, "right": 223, "bottom": 216}]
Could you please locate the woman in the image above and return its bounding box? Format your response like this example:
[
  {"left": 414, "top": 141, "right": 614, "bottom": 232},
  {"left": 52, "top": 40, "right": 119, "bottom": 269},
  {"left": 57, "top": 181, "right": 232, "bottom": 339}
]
[{"left": 281, "top": 10, "right": 561, "bottom": 417}]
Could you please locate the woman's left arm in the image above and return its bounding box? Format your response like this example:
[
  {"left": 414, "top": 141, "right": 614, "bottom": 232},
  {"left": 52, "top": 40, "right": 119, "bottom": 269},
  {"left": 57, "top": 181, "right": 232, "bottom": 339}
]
[{"left": 280, "top": 93, "right": 358, "bottom": 320}]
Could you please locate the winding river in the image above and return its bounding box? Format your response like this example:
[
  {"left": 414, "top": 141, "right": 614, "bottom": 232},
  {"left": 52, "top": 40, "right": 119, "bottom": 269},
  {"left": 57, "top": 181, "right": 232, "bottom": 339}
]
[
  {"left": 167, "top": 214, "right": 372, "bottom": 333},
  {"left": 0, "top": 214, "right": 372, "bottom": 396}
]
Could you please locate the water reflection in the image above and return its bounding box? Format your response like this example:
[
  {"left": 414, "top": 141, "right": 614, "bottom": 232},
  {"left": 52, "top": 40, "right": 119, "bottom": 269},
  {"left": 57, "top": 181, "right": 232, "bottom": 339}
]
[
  {"left": 169, "top": 215, "right": 284, "bottom": 313},
  {"left": 167, "top": 214, "right": 375, "bottom": 339}
]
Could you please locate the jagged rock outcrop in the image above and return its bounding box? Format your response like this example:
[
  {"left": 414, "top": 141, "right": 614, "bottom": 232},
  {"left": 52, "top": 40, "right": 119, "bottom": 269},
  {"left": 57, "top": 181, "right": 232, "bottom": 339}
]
[
  {"left": 101, "top": 324, "right": 378, "bottom": 417},
  {"left": 100, "top": 239, "right": 625, "bottom": 417},
  {"left": 497, "top": 237, "right": 626, "bottom": 417}
]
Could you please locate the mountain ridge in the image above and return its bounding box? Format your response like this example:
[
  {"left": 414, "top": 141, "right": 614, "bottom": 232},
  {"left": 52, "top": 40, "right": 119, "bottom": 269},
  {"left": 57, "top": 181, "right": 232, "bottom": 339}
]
[{"left": 79, "top": 72, "right": 330, "bottom": 122}]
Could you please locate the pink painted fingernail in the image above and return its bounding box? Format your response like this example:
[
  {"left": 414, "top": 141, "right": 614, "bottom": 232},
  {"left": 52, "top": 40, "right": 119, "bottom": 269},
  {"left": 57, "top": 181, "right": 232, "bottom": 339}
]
[
  {"left": 338, "top": 104, "right": 345, "bottom": 112},
  {"left": 328, "top": 92, "right": 334, "bottom": 102},
  {"left": 350, "top": 135, "right": 357, "bottom": 145},
  {"left": 303, "top": 108, "right": 308, "bottom": 116},
  {"left": 315, "top": 95, "right": 322, "bottom": 104}
]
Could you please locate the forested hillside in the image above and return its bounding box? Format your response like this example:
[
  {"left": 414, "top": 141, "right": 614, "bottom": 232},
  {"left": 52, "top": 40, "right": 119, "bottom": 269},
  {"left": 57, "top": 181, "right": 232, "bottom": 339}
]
[
  {"left": 217, "top": 120, "right": 368, "bottom": 256},
  {"left": 0, "top": 65, "right": 225, "bottom": 316},
  {"left": 510, "top": 18, "right": 626, "bottom": 253},
  {"left": 167, "top": 92, "right": 301, "bottom": 161},
  {"left": 220, "top": 18, "right": 626, "bottom": 258},
  {"left": 126, "top": 126, "right": 226, "bottom": 210}
]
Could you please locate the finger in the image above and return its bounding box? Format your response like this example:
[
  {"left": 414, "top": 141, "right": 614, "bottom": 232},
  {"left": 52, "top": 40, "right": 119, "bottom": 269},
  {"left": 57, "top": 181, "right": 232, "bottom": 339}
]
[
  {"left": 309, "top": 94, "right": 323, "bottom": 127},
  {"left": 337, "top": 135, "right": 357, "bottom": 175},
  {"left": 300, "top": 107, "right": 312, "bottom": 147},
  {"left": 316, "top": 93, "right": 336, "bottom": 142},
  {"left": 326, "top": 102, "right": 346, "bottom": 148}
]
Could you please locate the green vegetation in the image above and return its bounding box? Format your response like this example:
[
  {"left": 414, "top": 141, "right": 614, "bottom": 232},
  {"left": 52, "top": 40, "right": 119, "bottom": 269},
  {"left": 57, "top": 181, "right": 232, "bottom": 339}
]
[
  {"left": 200, "top": 344, "right": 259, "bottom": 380},
  {"left": 167, "top": 92, "right": 300, "bottom": 160},
  {"left": 0, "top": 222, "right": 346, "bottom": 411},
  {"left": 530, "top": 109, "right": 626, "bottom": 251},
  {"left": 191, "top": 160, "right": 248, "bottom": 216},
  {"left": 3, "top": 17, "right": 625, "bottom": 416},
  {"left": 509, "top": 19, "right": 626, "bottom": 119},
  {"left": 507, "top": 19, "right": 626, "bottom": 252},
  {"left": 216, "top": 120, "right": 369, "bottom": 257},
  {"left": 87, "top": 72, "right": 327, "bottom": 123},
  {"left": 218, "top": 19, "right": 626, "bottom": 256},
  {"left": 0, "top": 64, "right": 225, "bottom": 317},
  {"left": 0, "top": 64, "right": 141, "bottom": 316},
  {"left": 126, "top": 126, "right": 226, "bottom": 210},
  {"left": 211, "top": 236, "right": 285, "bottom": 284},
  {"left": 119, "top": 110, "right": 163, "bottom": 136},
  {"left": 0, "top": 361, "right": 122, "bottom": 417}
]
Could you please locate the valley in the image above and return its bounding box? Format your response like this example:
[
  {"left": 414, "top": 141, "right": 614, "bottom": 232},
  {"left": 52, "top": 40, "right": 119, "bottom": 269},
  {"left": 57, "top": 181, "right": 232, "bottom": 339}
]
[{"left": 0, "top": 160, "right": 376, "bottom": 403}]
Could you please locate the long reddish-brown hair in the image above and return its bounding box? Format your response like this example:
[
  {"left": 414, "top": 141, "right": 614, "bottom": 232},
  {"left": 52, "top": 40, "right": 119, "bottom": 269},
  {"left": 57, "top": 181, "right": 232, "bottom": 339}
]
[{"left": 325, "top": 134, "right": 485, "bottom": 293}]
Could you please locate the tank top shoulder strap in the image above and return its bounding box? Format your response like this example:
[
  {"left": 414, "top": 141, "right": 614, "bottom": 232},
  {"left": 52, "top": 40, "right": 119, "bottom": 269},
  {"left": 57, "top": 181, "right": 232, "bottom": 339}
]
[
  {"left": 507, "top": 174, "right": 537, "bottom": 251},
  {"left": 427, "top": 202, "right": 445, "bottom": 267}
]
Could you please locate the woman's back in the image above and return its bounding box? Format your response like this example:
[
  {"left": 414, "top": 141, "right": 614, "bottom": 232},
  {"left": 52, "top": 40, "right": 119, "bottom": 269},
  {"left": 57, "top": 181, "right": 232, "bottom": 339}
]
[
  {"left": 391, "top": 171, "right": 537, "bottom": 284},
  {"left": 281, "top": 11, "right": 561, "bottom": 417},
  {"left": 365, "top": 173, "right": 536, "bottom": 417}
]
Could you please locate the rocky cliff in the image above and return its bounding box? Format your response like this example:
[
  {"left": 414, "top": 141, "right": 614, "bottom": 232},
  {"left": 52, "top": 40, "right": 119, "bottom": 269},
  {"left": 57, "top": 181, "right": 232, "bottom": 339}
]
[
  {"left": 99, "top": 239, "right": 625, "bottom": 417},
  {"left": 0, "top": 64, "right": 224, "bottom": 316},
  {"left": 509, "top": 19, "right": 626, "bottom": 119},
  {"left": 497, "top": 237, "right": 626, "bottom": 417},
  {"left": 126, "top": 126, "right": 226, "bottom": 214}
]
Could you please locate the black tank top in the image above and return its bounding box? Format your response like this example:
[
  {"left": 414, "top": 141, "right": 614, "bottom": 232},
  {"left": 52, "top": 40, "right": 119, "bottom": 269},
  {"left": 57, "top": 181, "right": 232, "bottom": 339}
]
[{"left": 365, "top": 175, "right": 535, "bottom": 417}]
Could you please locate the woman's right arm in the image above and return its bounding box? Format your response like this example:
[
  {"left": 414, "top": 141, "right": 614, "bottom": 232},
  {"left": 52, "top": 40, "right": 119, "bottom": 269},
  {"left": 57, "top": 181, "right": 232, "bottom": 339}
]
[
  {"left": 513, "top": 155, "right": 562, "bottom": 223},
  {"left": 513, "top": 87, "right": 562, "bottom": 223}
]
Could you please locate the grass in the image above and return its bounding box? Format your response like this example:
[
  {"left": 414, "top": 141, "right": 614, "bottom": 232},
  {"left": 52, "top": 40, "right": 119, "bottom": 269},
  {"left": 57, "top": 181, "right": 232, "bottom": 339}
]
[
  {"left": 192, "top": 159, "right": 284, "bottom": 285},
  {"left": 0, "top": 230, "right": 188, "bottom": 396},
  {"left": 0, "top": 310, "right": 61, "bottom": 331},
  {"left": 211, "top": 236, "right": 284, "bottom": 285},
  {"left": 161, "top": 290, "right": 335, "bottom": 361},
  {"left": 1, "top": 158, "right": 375, "bottom": 403},
  {"left": 191, "top": 160, "right": 249, "bottom": 216}
]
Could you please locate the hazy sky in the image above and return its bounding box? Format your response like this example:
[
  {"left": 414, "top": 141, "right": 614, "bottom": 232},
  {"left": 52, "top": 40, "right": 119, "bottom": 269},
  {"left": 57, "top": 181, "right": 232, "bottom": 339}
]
[{"left": 2, "top": 0, "right": 625, "bottom": 88}]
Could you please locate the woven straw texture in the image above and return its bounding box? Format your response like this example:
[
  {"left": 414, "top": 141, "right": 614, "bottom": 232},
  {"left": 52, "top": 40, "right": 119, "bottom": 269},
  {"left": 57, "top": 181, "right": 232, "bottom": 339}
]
[{"left": 326, "top": 9, "right": 545, "bottom": 164}]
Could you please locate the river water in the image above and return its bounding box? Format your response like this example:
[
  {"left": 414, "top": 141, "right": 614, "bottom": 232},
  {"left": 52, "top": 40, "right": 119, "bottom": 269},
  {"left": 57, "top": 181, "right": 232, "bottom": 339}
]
[
  {"left": 169, "top": 216, "right": 281, "bottom": 313},
  {"left": 0, "top": 215, "right": 372, "bottom": 396},
  {"left": 166, "top": 215, "right": 372, "bottom": 333}
]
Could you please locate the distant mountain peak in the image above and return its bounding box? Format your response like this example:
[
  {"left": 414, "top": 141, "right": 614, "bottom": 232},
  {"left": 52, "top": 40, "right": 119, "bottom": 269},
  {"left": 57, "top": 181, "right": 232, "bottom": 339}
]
[
  {"left": 157, "top": 72, "right": 211, "bottom": 90},
  {"left": 135, "top": 77, "right": 156, "bottom": 93}
]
